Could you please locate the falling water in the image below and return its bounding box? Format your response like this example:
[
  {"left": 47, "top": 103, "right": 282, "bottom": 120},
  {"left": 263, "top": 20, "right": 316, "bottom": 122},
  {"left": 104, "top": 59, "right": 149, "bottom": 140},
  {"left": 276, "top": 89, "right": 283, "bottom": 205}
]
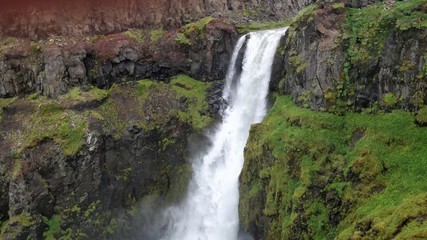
[{"left": 163, "top": 27, "right": 288, "bottom": 240}]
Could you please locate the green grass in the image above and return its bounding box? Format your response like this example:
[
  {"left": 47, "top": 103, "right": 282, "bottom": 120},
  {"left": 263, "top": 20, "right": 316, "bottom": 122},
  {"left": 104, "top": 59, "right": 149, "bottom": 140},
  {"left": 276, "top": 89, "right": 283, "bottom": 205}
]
[{"left": 241, "top": 95, "right": 427, "bottom": 239}]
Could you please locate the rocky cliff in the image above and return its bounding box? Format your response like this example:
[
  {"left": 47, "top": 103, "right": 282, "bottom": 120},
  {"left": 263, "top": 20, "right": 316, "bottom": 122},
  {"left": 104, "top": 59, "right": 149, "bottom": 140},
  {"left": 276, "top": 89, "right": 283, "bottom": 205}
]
[
  {"left": 239, "top": 1, "right": 427, "bottom": 239},
  {"left": 1, "top": 0, "right": 427, "bottom": 239},
  {"left": 0, "top": 0, "right": 313, "bottom": 40},
  {"left": 0, "top": 74, "right": 221, "bottom": 239},
  {"left": 0, "top": 18, "right": 236, "bottom": 98},
  {"left": 270, "top": 0, "right": 427, "bottom": 113}
]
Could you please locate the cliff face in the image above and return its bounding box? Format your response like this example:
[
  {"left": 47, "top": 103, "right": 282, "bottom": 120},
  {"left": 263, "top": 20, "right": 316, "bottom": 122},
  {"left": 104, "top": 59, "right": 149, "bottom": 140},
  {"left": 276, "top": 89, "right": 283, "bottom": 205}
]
[
  {"left": 270, "top": 0, "right": 427, "bottom": 113},
  {"left": 0, "top": 18, "right": 236, "bottom": 98},
  {"left": 1, "top": 0, "right": 427, "bottom": 239},
  {"left": 0, "top": 0, "right": 313, "bottom": 39},
  {"left": 239, "top": 1, "right": 427, "bottom": 239},
  {"left": 0, "top": 74, "right": 219, "bottom": 239}
]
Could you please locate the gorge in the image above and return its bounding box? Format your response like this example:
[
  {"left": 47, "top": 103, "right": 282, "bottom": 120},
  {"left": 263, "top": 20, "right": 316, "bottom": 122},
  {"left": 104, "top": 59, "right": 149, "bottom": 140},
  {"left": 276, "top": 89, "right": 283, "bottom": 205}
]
[
  {"left": 162, "top": 28, "right": 288, "bottom": 240},
  {"left": 0, "top": 0, "right": 426, "bottom": 239}
]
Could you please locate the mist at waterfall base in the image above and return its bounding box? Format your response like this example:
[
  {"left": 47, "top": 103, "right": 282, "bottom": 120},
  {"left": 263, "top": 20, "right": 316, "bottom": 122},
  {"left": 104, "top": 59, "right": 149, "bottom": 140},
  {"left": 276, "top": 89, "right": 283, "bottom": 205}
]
[{"left": 135, "top": 27, "right": 288, "bottom": 240}]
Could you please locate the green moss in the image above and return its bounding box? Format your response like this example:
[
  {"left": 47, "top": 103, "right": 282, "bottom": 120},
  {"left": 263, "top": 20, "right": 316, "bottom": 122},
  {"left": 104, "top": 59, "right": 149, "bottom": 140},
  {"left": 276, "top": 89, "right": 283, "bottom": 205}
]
[
  {"left": 170, "top": 74, "right": 213, "bottom": 130},
  {"left": 0, "top": 97, "right": 17, "bottom": 119},
  {"left": 43, "top": 215, "right": 62, "bottom": 240},
  {"left": 291, "top": 4, "right": 318, "bottom": 26},
  {"left": 10, "top": 214, "right": 35, "bottom": 227},
  {"left": 343, "top": 0, "right": 427, "bottom": 68},
  {"left": 332, "top": 2, "right": 345, "bottom": 11},
  {"left": 150, "top": 29, "right": 165, "bottom": 42},
  {"left": 123, "top": 29, "right": 145, "bottom": 44},
  {"left": 175, "top": 33, "right": 192, "bottom": 46},
  {"left": 399, "top": 59, "right": 416, "bottom": 72},
  {"left": 383, "top": 92, "right": 398, "bottom": 108},
  {"left": 390, "top": 0, "right": 427, "bottom": 31},
  {"left": 11, "top": 159, "right": 22, "bottom": 180},
  {"left": 98, "top": 99, "right": 127, "bottom": 138},
  {"left": 134, "top": 79, "right": 156, "bottom": 97},
  {"left": 60, "top": 86, "right": 110, "bottom": 103},
  {"left": 0, "top": 220, "right": 8, "bottom": 237},
  {"left": 181, "top": 16, "right": 214, "bottom": 35},
  {"left": 0, "top": 37, "right": 17, "bottom": 46},
  {"left": 241, "top": 95, "right": 427, "bottom": 239},
  {"left": 24, "top": 101, "right": 87, "bottom": 156},
  {"left": 176, "top": 17, "right": 214, "bottom": 45},
  {"left": 60, "top": 121, "right": 86, "bottom": 156}
]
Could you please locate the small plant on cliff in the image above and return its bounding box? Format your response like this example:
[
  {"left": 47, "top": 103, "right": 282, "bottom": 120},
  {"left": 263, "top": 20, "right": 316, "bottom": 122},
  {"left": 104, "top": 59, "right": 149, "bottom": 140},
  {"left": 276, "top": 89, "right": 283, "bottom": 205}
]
[
  {"left": 383, "top": 92, "right": 398, "bottom": 108},
  {"left": 175, "top": 33, "right": 192, "bottom": 46},
  {"left": 181, "top": 16, "right": 214, "bottom": 35},
  {"left": 175, "top": 16, "right": 214, "bottom": 46}
]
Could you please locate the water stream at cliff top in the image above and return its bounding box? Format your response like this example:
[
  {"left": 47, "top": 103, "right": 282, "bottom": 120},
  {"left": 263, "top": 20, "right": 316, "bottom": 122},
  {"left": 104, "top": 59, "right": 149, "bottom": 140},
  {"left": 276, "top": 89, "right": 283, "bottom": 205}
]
[{"left": 162, "top": 27, "right": 288, "bottom": 240}]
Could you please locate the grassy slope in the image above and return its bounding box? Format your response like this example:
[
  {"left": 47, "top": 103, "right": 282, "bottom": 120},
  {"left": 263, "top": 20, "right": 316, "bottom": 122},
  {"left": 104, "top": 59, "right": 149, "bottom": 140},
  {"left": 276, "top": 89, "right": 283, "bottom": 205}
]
[{"left": 241, "top": 95, "right": 427, "bottom": 239}]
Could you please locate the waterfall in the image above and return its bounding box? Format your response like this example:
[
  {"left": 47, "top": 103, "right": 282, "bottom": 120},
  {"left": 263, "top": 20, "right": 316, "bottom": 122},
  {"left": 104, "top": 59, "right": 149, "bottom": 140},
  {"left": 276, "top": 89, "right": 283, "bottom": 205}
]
[{"left": 162, "top": 27, "right": 288, "bottom": 240}]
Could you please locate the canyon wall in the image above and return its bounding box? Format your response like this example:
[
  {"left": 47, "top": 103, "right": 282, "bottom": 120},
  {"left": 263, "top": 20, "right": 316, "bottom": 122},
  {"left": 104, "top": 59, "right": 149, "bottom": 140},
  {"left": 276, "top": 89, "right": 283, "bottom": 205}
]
[
  {"left": 0, "top": 0, "right": 313, "bottom": 39},
  {"left": 0, "top": 18, "right": 236, "bottom": 98},
  {"left": 240, "top": 1, "right": 427, "bottom": 239}
]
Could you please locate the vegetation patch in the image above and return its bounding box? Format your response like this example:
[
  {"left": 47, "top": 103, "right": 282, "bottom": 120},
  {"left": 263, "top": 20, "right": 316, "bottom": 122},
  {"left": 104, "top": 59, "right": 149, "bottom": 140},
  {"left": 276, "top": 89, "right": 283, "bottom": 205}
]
[
  {"left": 240, "top": 95, "right": 427, "bottom": 239},
  {"left": 342, "top": 0, "right": 427, "bottom": 66},
  {"left": 0, "top": 97, "right": 16, "bottom": 120},
  {"left": 175, "top": 17, "right": 214, "bottom": 45},
  {"left": 23, "top": 100, "right": 88, "bottom": 156},
  {"left": 150, "top": 29, "right": 165, "bottom": 42},
  {"left": 170, "top": 74, "right": 212, "bottom": 130},
  {"left": 43, "top": 215, "right": 62, "bottom": 240}
]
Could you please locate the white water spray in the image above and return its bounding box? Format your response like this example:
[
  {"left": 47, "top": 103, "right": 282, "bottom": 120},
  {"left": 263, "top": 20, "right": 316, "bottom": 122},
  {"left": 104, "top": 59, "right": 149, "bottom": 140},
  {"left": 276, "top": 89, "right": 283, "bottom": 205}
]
[{"left": 163, "top": 27, "right": 288, "bottom": 240}]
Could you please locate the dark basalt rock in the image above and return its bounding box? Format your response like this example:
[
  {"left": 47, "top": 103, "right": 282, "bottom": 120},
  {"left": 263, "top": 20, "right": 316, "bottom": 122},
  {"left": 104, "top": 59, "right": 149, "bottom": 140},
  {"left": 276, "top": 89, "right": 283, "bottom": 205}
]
[{"left": 0, "top": 19, "right": 238, "bottom": 98}]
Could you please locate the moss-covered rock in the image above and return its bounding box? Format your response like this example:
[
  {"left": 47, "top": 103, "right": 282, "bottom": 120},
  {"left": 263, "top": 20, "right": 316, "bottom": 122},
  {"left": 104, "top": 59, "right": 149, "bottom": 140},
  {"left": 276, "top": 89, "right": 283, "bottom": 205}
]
[
  {"left": 239, "top": 95, "right": 427, "bottom": 239},
  {"left": 0, "top": 74, "right": 213, "bottom": 239},
  {"left": 273, "top": 1, "right": 427, "bottom": 113}
]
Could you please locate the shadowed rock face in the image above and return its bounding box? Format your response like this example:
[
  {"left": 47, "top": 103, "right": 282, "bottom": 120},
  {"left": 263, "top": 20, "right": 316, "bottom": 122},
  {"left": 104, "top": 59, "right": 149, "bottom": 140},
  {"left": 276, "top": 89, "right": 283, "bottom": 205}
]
[
  {"left": 270, "top": 2, "right": 427, "bottom": 112},
  {"left": 0, "top": 0, "right": 313, "bottom": 39},
  {"left": 0, "top": 19, "right": 237, "bottom": 98}
]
